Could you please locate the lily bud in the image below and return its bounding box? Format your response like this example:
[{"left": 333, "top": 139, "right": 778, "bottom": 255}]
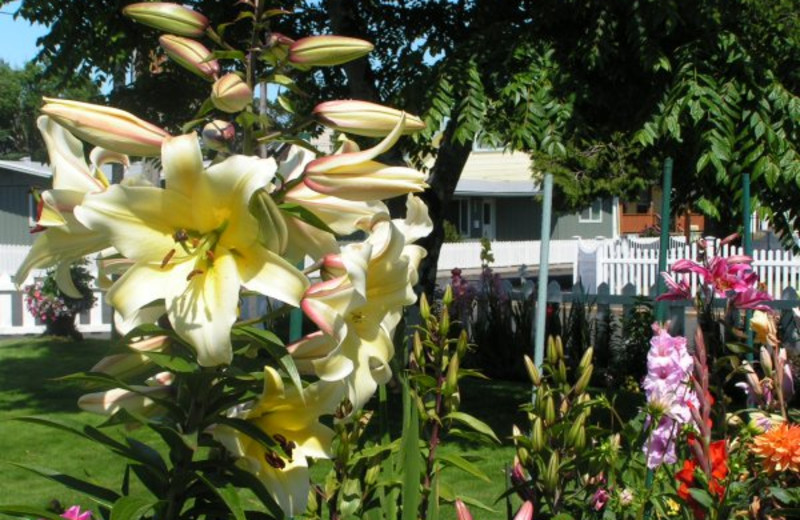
[
  {"left": 454, "top": 499, "right": 473, "bottom": 520},
  {"left": 419, "top": 292, "right": 431, "bottom": 320},
  {"left": 90, "top": 352, "right": 151, "bottom": 381},
  {"left": 249, "top": 188, "right": 289, "bottom": 253},
  {"left": 442, "top": 285, "right": 454, "bottom": 307},
  {"left": 289, "top": 35, "right": 374, "bottom": 67},
  {"left": 741, "top": 360, "right": 763, "bottom": 397},
  {"left": 543, "top": 451, "right": 560, "bottom": 494},
  {"left": 42, "top": 98, "right": 169, "bottom": 156},
  {"left": 456, "top": 330, "right": 469, "bottom": 360},
  {"left": 514, "top": 501, "right": 534, "bottom": 520},
  {"left": 531, "top": 416, "right": 545, "bottom": 453},
  {"left": 123, "top": 2, "right": 209, "bottom": 38},
  {"left": 446, "top": 353, "right": 460, "bottom": 393},
  {"left": 313, "top": 100, "right": 425, "bottom": 137},
  {"left": 524, "top": 355, "right": 541, "bottom": 386},
  {"left": 760, "top": 346, "right": 773, "bottom": 376},
  {"left": 439, "top": 305, "right": 450, "bottom": 337},
  {"left": 78, "top": 385, "right": 170, "bottom": 416},
  {"left": 159, "top": 35, "right": 218, "bottom": 80},
  {"left": 211, "top": 73, "right": 252, "bottom": 113},
  {"left": 201, "top": 119, "right": 235, "bottom": 151},
  {"left": 262, "top": 32, "right": 295, "bottom": 65},
  {"left": 543, "top": 395, "right": 556, "bottom": 425},
  {"left": 578, "top": 347, "right": 594, "bottom": 373},
  {"left": 573, "top": 365, "right": 593, "bottom": 395}
]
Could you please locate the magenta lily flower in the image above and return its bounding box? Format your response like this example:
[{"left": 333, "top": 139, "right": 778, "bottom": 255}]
[
  {"left": 731, "top": 286, "right": 772, "bottom": 311},
  {"left": 656, "top": 272, "right": 691, "bottom": 301}
]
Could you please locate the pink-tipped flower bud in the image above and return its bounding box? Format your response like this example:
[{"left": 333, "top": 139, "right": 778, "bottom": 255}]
[
  {"left": 123, "top": 2, "right": 209, "bottom": 38},
  {"left": 201, "top": 119, "right": 235, "bottom": 151},
  {"left": 211, "top": 73, "right": 253, "bottom": 113},
  {"left": 41, "top": 98, "right": 170, "bottom": 156},
  {"left": 454, "top": 499, "right": 473, "bottom": 520},
  {"left": 514, "top": 501, "right": 534, "bottom": 520},
  {"left": 289, "top": 35, "right": 374, "bottom": 67},
  {"left": 313, "top": 100, "right": 426, "bottom": 137},
  {"left": 159, "top": 35, "right": 218, "bottom": 81}
]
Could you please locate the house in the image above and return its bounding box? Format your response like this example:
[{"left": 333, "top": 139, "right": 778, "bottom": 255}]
[
  {"left": 620, "top": 187, "right": 706, "bottom": 237},
  {"left": 444, "top": 146, "right": 619, "bottom": 241},
  {"left": 0, "top": 159, "right": 50, "bottom": 248}
]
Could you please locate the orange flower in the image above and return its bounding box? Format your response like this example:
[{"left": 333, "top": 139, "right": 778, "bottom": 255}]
[{"left": 750, "top": 423, "right": 800, "bottom": 474}]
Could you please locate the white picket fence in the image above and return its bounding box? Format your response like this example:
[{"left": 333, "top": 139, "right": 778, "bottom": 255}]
[
  {"left": 583, "top": 236, "right": 800, "bottom": 298},
  {"left": 437, "top": 239, "right": 580, "bottom": 272},
  {"left": 0, "top": 271, "right": 113, "bottom": 335}
]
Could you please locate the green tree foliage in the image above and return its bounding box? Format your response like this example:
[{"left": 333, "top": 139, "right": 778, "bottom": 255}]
[{"left": 0, "top": 60, "right": 99, "bottom": 160}]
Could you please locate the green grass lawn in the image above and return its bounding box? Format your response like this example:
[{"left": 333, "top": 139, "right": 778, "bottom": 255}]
[{"left": 0, "top": 336, "right": 529, "bottom": 519}]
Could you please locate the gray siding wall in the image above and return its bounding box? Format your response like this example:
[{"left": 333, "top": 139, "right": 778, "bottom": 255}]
[
  {"left": 0, "top": 170, "right": 46, "bottom": 245},
  {"left": 481, "top": 196, "right": 616, "bottom": 241},
  {"left": 551, "top": 198, "right": 615, "bottom": 239}
]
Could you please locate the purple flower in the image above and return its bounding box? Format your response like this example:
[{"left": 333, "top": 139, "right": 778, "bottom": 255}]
[
  {"left": 591, "top": 488, "right": 610, "bottom": 511},
  {"left": 644, "top": 417, "right": 679, "bottom": 468}
]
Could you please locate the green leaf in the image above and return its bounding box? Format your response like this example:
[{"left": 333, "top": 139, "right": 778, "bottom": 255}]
[
  {"left": 7, "top": 462, "right": 120, "bottom": 506},
  {"left": 277, "top": 203, "right": 336, "bottom": 235},
  {"left": 232, "top": 326, "right": 303, "bottom": 396},
  {"left": 277, "top": 94, "right": 295, "bottom": 114},
  {"left": 400, "top": 378, "right": 422, "bottom": 520},
  {"left": 0, "top": 505, "right": 66, "bottom": 520},
  {"left": 199, "top": 476, "right": 247, "bottom": 520},
  {"left": 142, "top": 351, "right": 198, "bottom": 373},
  {"left": 13, "top": 415, "right": 128, "bottom": 453},
  {"left": 444, "top": 412, "right": 500, "bottom": 443},
  {"left": 224, "top": 465, "right": 285, "bottom": 519},
  {"left": 110, "top": 496, "right": 157, "bottom": 520},
  {"left": 769, "top": 486, "right": 800, "bottom": 505},
  {"left": 688, "top": 488, "right": 714, "bottom": 509},
  {"left": 435, "top": 452, "right": 491, "bottom": 482},
  {"left": 214, "top": 417, "right": 282, "bottom": 454}
]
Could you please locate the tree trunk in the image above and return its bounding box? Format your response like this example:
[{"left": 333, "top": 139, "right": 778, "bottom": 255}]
[{"left": 417, "top": 119, "right": 473, "bottom": 299}]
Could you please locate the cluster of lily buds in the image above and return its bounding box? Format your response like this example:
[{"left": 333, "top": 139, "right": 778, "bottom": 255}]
[
  {"left": 739, "top": 310, "right": 795, "bottom": 414},
  {"left": 513, "top": 337, "right": 597, "bottom": 507}
]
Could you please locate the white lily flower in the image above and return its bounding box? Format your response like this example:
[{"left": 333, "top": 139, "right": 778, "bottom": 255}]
[{"left": 75, "top": 133, "right": 309, "bottom": 366}]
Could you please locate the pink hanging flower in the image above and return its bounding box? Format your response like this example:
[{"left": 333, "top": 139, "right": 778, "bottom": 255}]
[
  {"left": 656, "top": 272, "right": 692, "bottom": 301},
  {"left": 61, "top": 506, "right": 92, "bottom": 520}
]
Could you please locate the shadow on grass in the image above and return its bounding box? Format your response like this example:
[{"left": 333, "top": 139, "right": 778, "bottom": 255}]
[{"left": 0, "top": 336, "right": 115, "bottom": 415}]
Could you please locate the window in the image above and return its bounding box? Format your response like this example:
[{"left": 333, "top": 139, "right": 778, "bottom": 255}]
[{"left": 579, "top": 198, "right": 603, "bottom": 223}]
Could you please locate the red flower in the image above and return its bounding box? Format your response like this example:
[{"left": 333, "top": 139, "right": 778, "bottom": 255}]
[{"left": 675, "top": 440, "right": 728, "bottom": 519}]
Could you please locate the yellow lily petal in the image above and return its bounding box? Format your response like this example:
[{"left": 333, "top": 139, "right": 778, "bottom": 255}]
[
  {"left": 54, "top": 261, "right": 84, "bottom": 299},
  {"left": 108, "top": 260, "right": 194, "bottom": 320},
  {"left": 75, "top": 186, "right": 195, "bottom": 263},
  {"left": 37, "top": 116, "right": 105, "bottom": 194},
  {"left": 15, "top": 219, "right": 108, "bottom": 287},
  {"left": 166, "top": 249, "right": 241, "bottom": 367},
  {"left": 162, "top": 133, "right": 204, "bottom": 200},
  {"left": 238, "top": 246, "right": 309, "bottom": 307}
]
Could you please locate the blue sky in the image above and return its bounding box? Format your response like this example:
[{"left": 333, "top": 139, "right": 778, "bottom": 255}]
[{"left": 0, "top": 1, "right": 48, "bottom": 68}]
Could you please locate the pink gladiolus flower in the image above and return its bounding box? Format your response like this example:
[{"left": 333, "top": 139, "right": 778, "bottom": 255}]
[{"left": 61, "top": 506, "right": 92, "bottom": 520}]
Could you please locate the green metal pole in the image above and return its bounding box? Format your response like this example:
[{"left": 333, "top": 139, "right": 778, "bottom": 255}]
[
  {"left": 655, "top": 157, "right": 674, "bottom": 322},
  {"left": 743, "top": 173, "right": 754, "bottom": 360},
  {"left": 647, "top": 158, "right": 673, "bottom": 505},
  {"left": 289, "top": 261, "right": 304, "bottom": 342},
  {"left": 534, "top": 173, "right": 554, "bottom": 372}
]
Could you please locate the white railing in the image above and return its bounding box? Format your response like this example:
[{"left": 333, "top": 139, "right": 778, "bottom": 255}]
[
  {"left": 0, "top": 271, "right": 112, "bottom": 335},
  {"left": 591, "top": 236, "right": 800, "bottom": 298},
  {"left": 438, "top": 239, "right": 579, "bottom": 272}
]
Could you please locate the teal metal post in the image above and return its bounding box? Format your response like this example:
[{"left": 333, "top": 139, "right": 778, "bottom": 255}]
[
  {"left": 289, "top": 261, "right": 304, "bottom": 342},
  {"left": 743, "top": 173, "right": 754, "bottom": 359},
  {"left": 647, "top": 158, "right": 673, "bottom": 505},
  {"left": 655, "top": 157, "right": 674, "bottom": 322},
  {"left": 533, "top": 173, "right": 554, "bottom": 371}
]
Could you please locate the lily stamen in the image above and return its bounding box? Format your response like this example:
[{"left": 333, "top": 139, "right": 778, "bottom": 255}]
[
  {"left": 186, "top": 269, "right": 204, "bottom": 281},
  {"left": 161, "top": 248, "right": 176, "bottom": 268}
]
